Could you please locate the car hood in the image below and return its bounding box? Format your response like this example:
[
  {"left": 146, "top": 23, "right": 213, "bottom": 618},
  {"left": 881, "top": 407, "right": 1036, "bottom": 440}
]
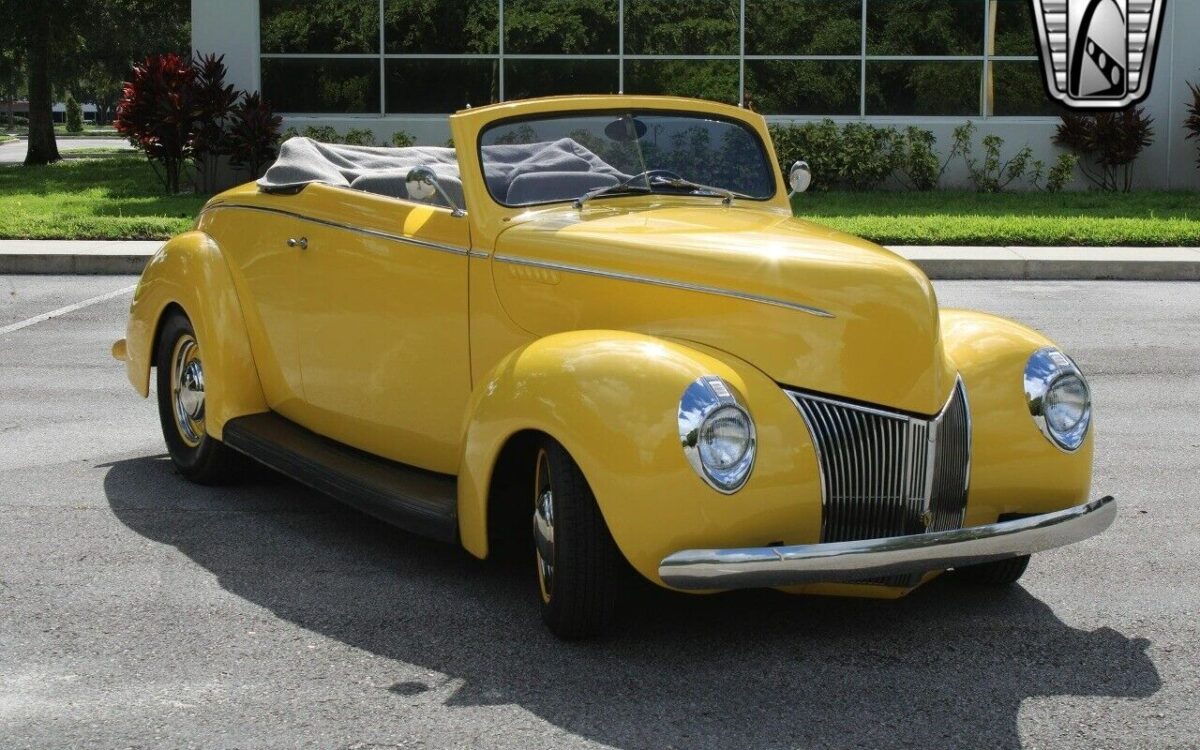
[{"left": 490, "top": 202, "right": 956, "bottom": 415}]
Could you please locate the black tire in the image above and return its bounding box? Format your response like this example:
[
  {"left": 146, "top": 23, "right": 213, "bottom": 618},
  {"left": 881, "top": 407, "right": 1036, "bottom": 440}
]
[
  {"left": 533, "top": 439, "right": 622, "bottom": 639},
  {"left": 956, "top": 555, "right": 1031, "bottom": 585},
  {"left": 155, "top": 310, "right": 246, "bottom": 485}
]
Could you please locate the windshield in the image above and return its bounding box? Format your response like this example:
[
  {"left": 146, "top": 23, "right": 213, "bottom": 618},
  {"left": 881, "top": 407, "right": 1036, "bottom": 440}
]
[{"left": 478, "top": 111, "right": 776, "bottom": 207}]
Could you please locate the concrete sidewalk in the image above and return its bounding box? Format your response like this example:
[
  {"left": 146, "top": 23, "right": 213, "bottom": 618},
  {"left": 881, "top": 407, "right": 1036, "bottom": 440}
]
[{"left": 1, "top": 239, "right": 1199, "bottom": 280}]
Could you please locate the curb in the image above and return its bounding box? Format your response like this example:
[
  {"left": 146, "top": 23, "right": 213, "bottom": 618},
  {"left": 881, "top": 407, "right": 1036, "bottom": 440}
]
[
  {"left": 0, "top": 242, "right": 162, "bottom": 275},
  {"left": 897, "top": 246, "right": 1200, "bottom": 281},
  {"left": 1, "top": 242, "right": 1199, "bottom": 280}
]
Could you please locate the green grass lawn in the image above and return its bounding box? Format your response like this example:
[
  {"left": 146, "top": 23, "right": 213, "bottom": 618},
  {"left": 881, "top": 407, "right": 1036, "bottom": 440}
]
[
  {"left": 1, "top": 154, "right": 1198, "bottom": 244},
  {"left": 0, "top": 155, "right": 208, "bottom": 240},
  {"left": 60, "top": 146, "right": 132, "bottom": 158},
  {"left": 793, "top": 190, "right": 1200, "bottom": 246}
]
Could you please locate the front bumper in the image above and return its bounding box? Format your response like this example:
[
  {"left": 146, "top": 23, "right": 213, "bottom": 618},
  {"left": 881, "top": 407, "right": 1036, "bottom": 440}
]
[{"left": 658, "top": 496, "right": 1116, "bottom": 590}]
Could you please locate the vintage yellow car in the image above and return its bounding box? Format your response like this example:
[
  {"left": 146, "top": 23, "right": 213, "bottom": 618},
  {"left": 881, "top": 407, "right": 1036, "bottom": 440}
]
[{"left": 114, "top": 95, "right": 1114, "bottom": 638}]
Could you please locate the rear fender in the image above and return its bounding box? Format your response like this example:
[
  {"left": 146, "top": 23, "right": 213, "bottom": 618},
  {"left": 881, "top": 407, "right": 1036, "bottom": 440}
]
[
  {"left": 456, "top": 330, "right": 822, "bottom": 585},
  {"left": 124, "top": 231, "right": 267, "bottom": 439}
]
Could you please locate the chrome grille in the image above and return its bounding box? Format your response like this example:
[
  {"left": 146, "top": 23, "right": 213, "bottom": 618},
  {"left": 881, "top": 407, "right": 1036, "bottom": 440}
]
[{"left": 788, "top": 380, "right": 971, "bottom": 545}]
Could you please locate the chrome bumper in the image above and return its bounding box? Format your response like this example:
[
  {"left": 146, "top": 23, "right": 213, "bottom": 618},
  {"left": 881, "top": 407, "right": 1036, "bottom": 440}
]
[{"left": 658, "top": 496, "right": 1116, "bottom": 590}]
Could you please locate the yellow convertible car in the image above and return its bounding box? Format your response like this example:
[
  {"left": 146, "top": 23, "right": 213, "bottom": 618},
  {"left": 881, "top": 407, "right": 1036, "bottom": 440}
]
[{"left": 114, "top": 95, "right": 1114, "bottom": 638}]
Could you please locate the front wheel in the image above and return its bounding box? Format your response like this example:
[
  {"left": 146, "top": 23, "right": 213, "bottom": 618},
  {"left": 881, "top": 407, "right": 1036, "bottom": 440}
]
[
  {"left": 533, "top": 439, "right": 622, "bottom": 639},
  {"left": 155, "top": 310, "right": 246, "bottom": 485},
  {"left": 955, "top": 555, "right": 1030, "bottom": 585}
]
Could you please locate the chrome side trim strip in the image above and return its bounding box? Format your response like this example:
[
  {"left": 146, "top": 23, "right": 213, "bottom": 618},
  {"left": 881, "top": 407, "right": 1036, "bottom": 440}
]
[
  {"left": 202, "top": 203, "right": 472, "bottom": 258},
  {"left": 493, "top": 254, "right": 835, "bottom": 319},
  {"left": 658, "top": 496, "right": 1116, "bottom": 590}
]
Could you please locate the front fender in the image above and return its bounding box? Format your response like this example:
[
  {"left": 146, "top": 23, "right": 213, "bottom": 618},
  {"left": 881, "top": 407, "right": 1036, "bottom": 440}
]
[
  {"left": 457, "top": 330, "right": 822, "bottom": 585},
  {"left": 124, "top": 231, "right": 267, "bottom": 439},
  {"left": 941, "top": 309, "right": 1095, "bottom": 526}
]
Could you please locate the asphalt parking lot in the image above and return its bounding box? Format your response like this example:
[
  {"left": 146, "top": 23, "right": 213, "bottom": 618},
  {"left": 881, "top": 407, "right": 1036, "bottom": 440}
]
[{"left": 1, "top": 275, "right": 1197, "bottom": 749}]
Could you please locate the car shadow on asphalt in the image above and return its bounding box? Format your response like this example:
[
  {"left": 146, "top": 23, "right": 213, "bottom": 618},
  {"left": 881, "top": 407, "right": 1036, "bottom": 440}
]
[{"left": 102, "top": 455, "right": 1160, "bottom": 750}]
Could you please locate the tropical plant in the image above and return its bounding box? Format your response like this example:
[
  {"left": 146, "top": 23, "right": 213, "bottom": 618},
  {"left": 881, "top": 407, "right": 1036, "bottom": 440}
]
[
  {"left": 64, "top": 93, "right": 83, "bottom": 132},
  {"left": 342, "top": 127, "right": 376, "bottom": 146},
  {"left": 950, "top": 122, "right": 1069, "bottom": 193},
  {"left": 895, "top": 127, "right": 941, "bottom": 191},
  {"left": 226, "top": 92, "right": 283, "bottom": 178},
  {"left": 1054, "top": 108, "right": 1155, "bottom": 192},
  {"left": 1185, "top": 81, "right": 1200, "bottom": 168},
  {"left": 191, "top": 54, "right": 239, "bottom": 192},
  {"left": 115, "top": 52, "right": 198, "bottom": 193},
  {"left": 390, "top": 130, "right": 415, "bottom": 147}
]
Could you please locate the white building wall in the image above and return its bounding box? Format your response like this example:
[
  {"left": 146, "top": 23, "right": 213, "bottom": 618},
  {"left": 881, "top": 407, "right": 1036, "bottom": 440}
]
[
  {"left": 192, "top": 0, "right": 260, "bottom": 95},
  {"left": 193, "top": 0, "right": 1200, "bottom": 190}
]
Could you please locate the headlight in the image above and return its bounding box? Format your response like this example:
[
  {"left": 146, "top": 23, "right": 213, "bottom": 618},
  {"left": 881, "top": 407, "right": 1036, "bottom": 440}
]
[
  {"left": 1024, "top": 347, "right": 1092, "bottom": 452},
  {"left": 679, "top": 376, "right": 757, "bottom": 493}
]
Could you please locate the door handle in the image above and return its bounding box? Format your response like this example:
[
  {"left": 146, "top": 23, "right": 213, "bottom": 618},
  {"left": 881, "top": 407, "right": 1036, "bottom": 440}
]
[{"left": 287, "top": 237, "right": 308, "bottom": 250}]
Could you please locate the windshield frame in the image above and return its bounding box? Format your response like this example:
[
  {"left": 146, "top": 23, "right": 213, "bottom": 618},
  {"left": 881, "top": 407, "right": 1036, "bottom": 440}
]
[{"left": 476, "top": 108, "right": 778, "bottom": 209}]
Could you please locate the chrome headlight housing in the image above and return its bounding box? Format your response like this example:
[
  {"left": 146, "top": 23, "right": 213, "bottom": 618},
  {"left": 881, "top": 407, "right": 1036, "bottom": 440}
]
[
  {"left": 1024, "top": 347, "right": 1092, "bottom": 452},
  {"left": 678, "top": 376, "right": 757, "bottom": 493}
]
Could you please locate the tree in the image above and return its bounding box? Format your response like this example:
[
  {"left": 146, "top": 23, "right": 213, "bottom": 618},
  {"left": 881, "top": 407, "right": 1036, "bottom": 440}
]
[
  {"left": 0, "top": 0, "right": 187, "bottom": 164},
  {"left": 65, "top": 94, "right": 84, "bottom": 132},
  {"left": 0, "top": 34, "right": 24, "bottom": 130},
  {"left": 0, "top": 0, "right": 92, "bottom": 164}
]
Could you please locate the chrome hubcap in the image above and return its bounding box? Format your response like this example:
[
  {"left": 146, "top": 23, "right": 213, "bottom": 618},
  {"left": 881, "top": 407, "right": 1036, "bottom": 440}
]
[
  {"left": 533, "top": 451, "right": 555, "bottom": 600},
  {"left": 171, "top": 335, "right": 205, "bottom": 447}
]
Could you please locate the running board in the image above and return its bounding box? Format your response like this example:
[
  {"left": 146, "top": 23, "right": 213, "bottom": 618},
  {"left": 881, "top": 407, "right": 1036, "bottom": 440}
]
[{"left": 222, "top": 413, "right": 458, "bottom": 543}]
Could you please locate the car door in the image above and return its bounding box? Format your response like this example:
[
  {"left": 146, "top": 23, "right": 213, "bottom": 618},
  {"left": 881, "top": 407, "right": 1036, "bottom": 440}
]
[{"left": 283, "top": 184, "right": 472, "bottom": 475}]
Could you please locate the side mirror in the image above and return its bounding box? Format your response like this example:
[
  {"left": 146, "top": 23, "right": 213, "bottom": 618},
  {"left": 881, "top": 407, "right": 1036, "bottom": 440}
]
[
  {"left": 405, "top": 166, "right": 466, "bottom": 217},
  {"left": 788, "top": 161, "right": 812, "bottom": 195}
]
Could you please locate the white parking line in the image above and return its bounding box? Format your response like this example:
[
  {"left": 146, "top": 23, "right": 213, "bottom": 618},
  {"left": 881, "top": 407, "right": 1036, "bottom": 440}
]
[{"left": 0, "top": 284, "right": 136, "bottom": 337}]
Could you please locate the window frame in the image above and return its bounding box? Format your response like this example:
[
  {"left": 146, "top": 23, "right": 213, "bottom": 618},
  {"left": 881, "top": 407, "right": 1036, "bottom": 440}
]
[
  {"left": 476, "top": 107, "right": 780, "bottom": 208},
  {"left": 257, "top": 0, "right": 1051, "bottom": 119}
]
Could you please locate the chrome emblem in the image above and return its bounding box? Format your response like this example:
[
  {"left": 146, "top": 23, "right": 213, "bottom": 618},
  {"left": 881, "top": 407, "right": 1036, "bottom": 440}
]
[{"left": 1030, "top": 0, "right": 1167, "bottom": 109}]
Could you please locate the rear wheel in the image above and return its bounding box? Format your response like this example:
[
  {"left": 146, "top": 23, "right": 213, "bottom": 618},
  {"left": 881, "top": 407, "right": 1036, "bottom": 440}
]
[
  {"left": 155, "top": 310, "right": 245, "bottom": 485},
  {"left": 956, "top": 555, "right": 1030, "bottom": 585},
  {"left": 533, "top": 439, "right": 622, "bottom": 639}
]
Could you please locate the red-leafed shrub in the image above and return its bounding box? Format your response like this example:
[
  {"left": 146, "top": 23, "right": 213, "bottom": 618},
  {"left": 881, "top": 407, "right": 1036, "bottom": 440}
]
[
  {"left": 115, "top": 52, "right": 197, "bottom": 193},
  {"left": 192, "top": 54, "right": 239, "bottom": 192},
  {"left": 227, "top": 92, "right": 283, "bottom": 178},
  {"left": 117, "top": 52, "right": 276, "bottom": 193},
  {"left": 1186, "top": 81, "right": 1200, "bottom": 168},
  {"left": 1054, "top": 108, "right": 1155, "bottom": 192}
]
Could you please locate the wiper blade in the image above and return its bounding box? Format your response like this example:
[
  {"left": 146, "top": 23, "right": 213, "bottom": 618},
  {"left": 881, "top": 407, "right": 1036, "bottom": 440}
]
[
  {"left": 573, "top": 182, "right": 651, "bottom": 209},
  {"left": 651, "top": 177, "right": 749, "bottom": 205}
]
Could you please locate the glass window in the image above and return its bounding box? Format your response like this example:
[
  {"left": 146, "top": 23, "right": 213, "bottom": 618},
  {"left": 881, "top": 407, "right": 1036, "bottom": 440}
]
[
  {"left": 262, "top": 58, "right": 381, "bottom": 113},
  {"left": 867, "top": 0, "right": 984, "bottom": 56},
  {"left": 624, "top": 60, "right": 739, "bottom": 103},
  {"left": 504, "top": 0, "right": 618, "bottom": 54},
  {"left": 260, "top": 0, "right": 380, "bottom": 54},
  {"left": 504, "top": 59, "right": 619, "bottom": 99},
  {"left": 624, "top": 0, "right": 739, "bottom": 55},
  {"left": 989, "top": 0, "right": 1038, "bottom": 56},
  {"left": 866, "top": 61, "right": 981, "bottom": 116},
  {"left": 745, "top": 0, "right": 862, "bottom": 56},
  {"left": 744, "top": 60, "right": 861, "bottom": 115},
  {"left": 479, "top": 111, "right": 777, "bottom": 206},
  {"left": 384, "top": 0, "right": 498, "bottom": 54},
  {"left": 989, "top": 61, "right": 1063, "bottom": 116},
  {"left": 386, "top": 60, "right": 498, "bottom": 113}
]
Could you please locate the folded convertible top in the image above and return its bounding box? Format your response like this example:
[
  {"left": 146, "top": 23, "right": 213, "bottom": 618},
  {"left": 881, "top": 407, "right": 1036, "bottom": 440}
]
[{"left": 257, "top": 137, "right": 626, "bottom": 205}]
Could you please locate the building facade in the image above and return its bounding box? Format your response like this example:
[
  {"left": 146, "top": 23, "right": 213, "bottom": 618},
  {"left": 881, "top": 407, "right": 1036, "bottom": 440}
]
[{"left": 195, "top": 0, "right": 1200, "bottom": 189}]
